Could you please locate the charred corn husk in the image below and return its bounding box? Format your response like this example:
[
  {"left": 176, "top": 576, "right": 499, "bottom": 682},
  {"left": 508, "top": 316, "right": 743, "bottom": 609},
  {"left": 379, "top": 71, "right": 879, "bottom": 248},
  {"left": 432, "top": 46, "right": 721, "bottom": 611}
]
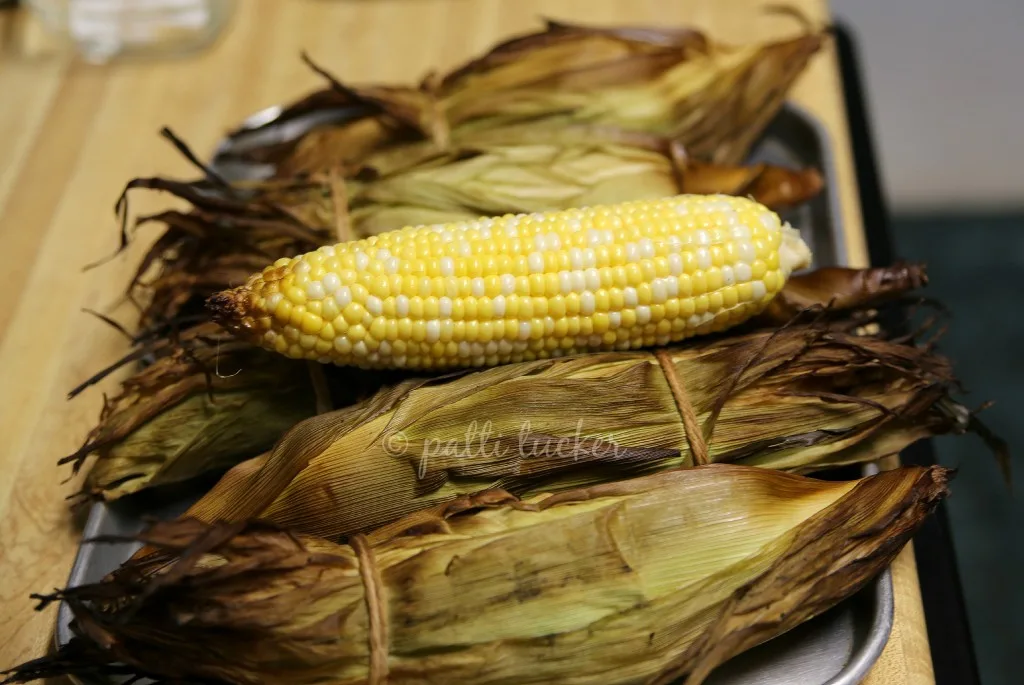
[
  {"left": 4, "top": 465, "right": 951, "bottom": 685},
  {"left": 209, "top": 194, "right": 812, "bottom": 370},
  {"left": 182, "top": 314, "right": 980, "bottom": 540}
]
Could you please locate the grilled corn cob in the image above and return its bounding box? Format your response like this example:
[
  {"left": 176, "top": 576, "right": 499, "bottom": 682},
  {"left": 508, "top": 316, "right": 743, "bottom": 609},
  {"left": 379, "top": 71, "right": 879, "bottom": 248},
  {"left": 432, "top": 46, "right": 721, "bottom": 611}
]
[{"left": 209, "top": 194, "right": 812, "bottom": 369}]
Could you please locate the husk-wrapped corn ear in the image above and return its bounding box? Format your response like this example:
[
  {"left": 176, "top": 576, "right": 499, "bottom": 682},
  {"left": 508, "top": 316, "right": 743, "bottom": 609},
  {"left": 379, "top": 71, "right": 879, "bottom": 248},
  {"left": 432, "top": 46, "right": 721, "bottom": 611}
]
[
  {"left": 183, "top": 313, "right": 978, "bottom": 539},
  {"left": 4, "top": 464, "right": 951, "bottom": 685}
]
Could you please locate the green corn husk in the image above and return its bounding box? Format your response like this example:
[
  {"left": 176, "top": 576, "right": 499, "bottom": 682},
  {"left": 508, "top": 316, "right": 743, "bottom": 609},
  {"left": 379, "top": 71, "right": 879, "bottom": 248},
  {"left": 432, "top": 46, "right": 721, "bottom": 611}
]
[
  {"left": 252, "top": 20, "right": 824, "bottom": 176},
  {"left": 345, "top": 139, "right": 823, "bottom": 236},
  {"left": 180, "top": 303, "right": 985, "bottom": 540},
  {"left": 5, "top": 464, "right": 951, "bottom": 685}
]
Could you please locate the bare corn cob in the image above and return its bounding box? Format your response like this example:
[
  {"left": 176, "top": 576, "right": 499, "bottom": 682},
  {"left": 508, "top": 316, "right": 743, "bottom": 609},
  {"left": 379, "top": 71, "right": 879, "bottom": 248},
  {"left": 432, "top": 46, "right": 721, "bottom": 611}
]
[{"left": 209, "top": 194, "right": 811, "bottom": 370}]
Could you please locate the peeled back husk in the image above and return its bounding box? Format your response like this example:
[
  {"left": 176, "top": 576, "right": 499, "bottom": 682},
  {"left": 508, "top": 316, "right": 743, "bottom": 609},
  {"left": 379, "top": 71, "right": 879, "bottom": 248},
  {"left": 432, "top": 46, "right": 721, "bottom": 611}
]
[
  {"left": 183, "top": 310, "right": 977, "bottom": 540},
  {"left": 4, "top": 464, "right": 952, "bottom": 685}
]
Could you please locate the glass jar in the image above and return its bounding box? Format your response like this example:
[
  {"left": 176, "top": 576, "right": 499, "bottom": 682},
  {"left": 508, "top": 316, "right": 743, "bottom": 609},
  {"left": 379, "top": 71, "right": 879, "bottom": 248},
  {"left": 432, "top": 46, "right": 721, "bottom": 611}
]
[{"left": 25, "top": 0, "right": 236, "bottom": 63}]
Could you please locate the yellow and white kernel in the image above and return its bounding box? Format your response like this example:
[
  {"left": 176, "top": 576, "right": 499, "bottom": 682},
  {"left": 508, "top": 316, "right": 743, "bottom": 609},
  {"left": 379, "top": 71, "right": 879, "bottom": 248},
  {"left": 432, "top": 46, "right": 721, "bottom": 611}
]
[{"left": 216, "top": 194, "right": 811, "bottom": 369}]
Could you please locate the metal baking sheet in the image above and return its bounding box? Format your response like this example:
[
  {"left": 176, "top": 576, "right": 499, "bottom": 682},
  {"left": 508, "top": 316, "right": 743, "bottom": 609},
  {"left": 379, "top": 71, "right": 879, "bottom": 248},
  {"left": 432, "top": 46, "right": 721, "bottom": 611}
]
[{"left": 56, "top": 103, "right": 892, "bottom": 685}]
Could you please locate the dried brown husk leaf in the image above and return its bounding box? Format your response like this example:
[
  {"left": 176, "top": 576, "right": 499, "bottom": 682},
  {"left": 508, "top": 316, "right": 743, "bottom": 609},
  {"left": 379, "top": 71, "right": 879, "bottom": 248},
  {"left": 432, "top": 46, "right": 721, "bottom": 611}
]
[
  {"left": 267, "top": 21, "right": 824, "bottom": 176},
  {"left": 179, "top": 310, "right": 979, "bottom": 540},
  {"left": 62, "top": 323, "right": 318, "bottom": 501},
  {"left": 4, "top": 464, "right": 951, "bottom": 685}
]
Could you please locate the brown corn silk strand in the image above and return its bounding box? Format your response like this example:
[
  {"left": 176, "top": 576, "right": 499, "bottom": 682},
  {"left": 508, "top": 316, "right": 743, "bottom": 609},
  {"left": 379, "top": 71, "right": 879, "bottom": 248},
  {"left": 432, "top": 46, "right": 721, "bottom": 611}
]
[
  {"left": 350, "top": 533, "right": 389, "bottom": 684},
  {"left": 655, "top": 348, "right": 709, "bottom": 465}
]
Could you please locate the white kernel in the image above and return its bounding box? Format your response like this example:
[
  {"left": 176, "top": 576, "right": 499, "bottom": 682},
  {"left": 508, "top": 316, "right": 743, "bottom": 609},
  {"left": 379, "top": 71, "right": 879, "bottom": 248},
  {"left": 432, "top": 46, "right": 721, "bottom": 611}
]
[
  {"left": 439, "top": 257, "right": 455, "bottom": 277},
  {"left": 571, "top": 271, "right": 587, "bottom": 293},
  {"left": 582, "top": 248, "right": 597, "bottom": 268},
  {"left": 667, "top": 254, "right": 683, "bottom": 276},
  {"left": 295, "top": 260, "right": 311, "bottom": 274},
  {"left": 636, "top": 306, "right": 652, "bottom": 325},
  {"left": 366, "top": 295, "right": 383, "bottom": 316},
  {"left": 752, "top": 280, "right": 768, "bottom": 300},
  {"left": 480, "top": 218, "right": 494, "bottom": 230},
  {"left": 472, "top": 355, "right": 486, "bottom": 366},
  {"left": 459, "top": 242, "right": 472, "bottom": 257},
  {"left": 760, "top": 212, "right": 780, "bottom": 231},
  {"left": 588, "top": 334, "right": 603, "bottom": 347},
  {"left": 664, "top": 277, "right": 679, "bottom": 297},
  {"left": 395, "top": 294, "right": 409, "bottom": 317},
  {"left": 266, "top": 292, "right": 283, "bottom": 311},
  {"left": 321, "top": 272, "right": 340, "bottom": 293},
  {"left": 575, "top": 335, "right": 590, "bottom": 347},
  {"left": 352, "top": 341, "right": 368, "bottom": 357},
  {"left": 736, "top": 241, "right": 756, "bottom": 263},
  {"left": 651, "top": 280, "right": 667, "bottom": 303},
  {"left": 655, "top": 334, "right": 671, "bottom": 346},
  {"left": 687, "top": 314, "right": 704, "bottom": 328},
  {"left": 318, "top": 245, "right": 336, "bottom": 256},
  {"left": 533, "top": 235, "right": 548, "bottom": 251},
  {"left": 734, "top": 263, "right": 752, "bottom": 282},
  {"left": 580, "top": 292, "right": 596, "bottom": 315},
  {"left": 569, "top": 248, "right": 584, "bottom": 270},
  {"left": 498, "top": 340, "right": 514, "bottom": 354},
  {"left": 638, "top": 238, "right": 656, "bottom": 259},
  {"left": 334, "top": 337, "right": 352, "bottom": 354},
  {"left": 616, "top": 340, "right": 631, "bottom": 350},
  {"left": 624, "top": 287, "right": 638, "bottom": 307},
  {"left": 587, "top": 229, "right": 603, "bottom": 246},
  {"left": 625, "top": 243, "right": 640, "bottom": 263},
  {"left": 394, "top": 356, "right": 407, "bottom": 367},
  {"left": 567, "top": 218, "right": 582, "bottom": 231},
  {"left": 425, "top": 320, "right": 441, "bottom": 343},
  {"left": 367, "top": 352, "right": 380, "bottom": 363},
  {"left": 585, "top": 268, "right": 601, "bottom": 290},
  {"left": 355, "top": 252, "right": 370, "bottom": 271},
  {"left": 458, "top": 342, "right": 472, "bottom": 357},
  {"left": 721, "top": 266, "right": 735, "bottom": 286},
  {"left": 732, "top": 225, "right": 753, "bottom": 240},
  {"left": 439, "top": 297, "right": 453, "bottom": 318},
  {"left": 333, "top": 286, "right": 352, "bottom": 308},
  {"left": 693, "top": 230, "right": 711, "bottom": 246},
  {"left": 471, "top": 278, "right": 485, "bottom": 297},
  {"left": 379, "top": 341, "right": 392, "bottom": 356},
  {"left": 376, "top": 248, "right": 391, "bottom": 260},
  {"left": 479, "top": 227, "right": 492, "bottom": 240},
  {"left": 485, "top": 341, "right": 499, "bottom": 355},
  {"left": 492, "top": 295, "right": 506, "bottom": 317},
  {"left": 528, "top": 252, "right": 545, "bottom": 273},
  {"left": 470, "top": 342, "right": 485, "bottom": 356},
  {"left": 559, "top": 271, "right": 574, "bottom": 295},
  {"left": 513, "top": 340, "right": 529, "bottom": 353},
  {"left": 546, "top": 233, "right": 561, "bottom": 250},
  {"left": 695, "top": 248, "right": 712, "bottom": 270},
  {"left": 384, "top": 257, "right": 400, "bottom": 274},
  {"left": 518, "top": 321, "right": 532, "bottom": 340},
  {"left": 501, "top": 274, "right": 516, "bottom": 295},
  {"left": 609, "top": 312, "right": 621, "bottom": 328},
  {"left": 675, "top": 202, "right": 691, "bottom": 215},
  {"left": 666, "top": 235, "right": 683, "bottom": 251}
]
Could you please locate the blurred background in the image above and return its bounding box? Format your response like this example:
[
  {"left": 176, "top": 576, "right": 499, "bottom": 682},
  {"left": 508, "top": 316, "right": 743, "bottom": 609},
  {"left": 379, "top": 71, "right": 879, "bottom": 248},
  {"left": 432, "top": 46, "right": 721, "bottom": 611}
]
[
  {"left": 1, "top": 1, "right": 1019, "bottom": 683},
  {"left": 830, "top": 4, "right": 1022, "bottom": 685}
]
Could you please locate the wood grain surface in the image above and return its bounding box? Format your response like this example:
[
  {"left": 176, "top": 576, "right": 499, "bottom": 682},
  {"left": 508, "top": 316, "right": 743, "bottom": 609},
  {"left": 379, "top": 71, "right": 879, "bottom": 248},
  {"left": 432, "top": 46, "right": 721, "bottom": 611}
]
[{"left": 0, "top": 1, "right": 930, "bottom": 683}]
